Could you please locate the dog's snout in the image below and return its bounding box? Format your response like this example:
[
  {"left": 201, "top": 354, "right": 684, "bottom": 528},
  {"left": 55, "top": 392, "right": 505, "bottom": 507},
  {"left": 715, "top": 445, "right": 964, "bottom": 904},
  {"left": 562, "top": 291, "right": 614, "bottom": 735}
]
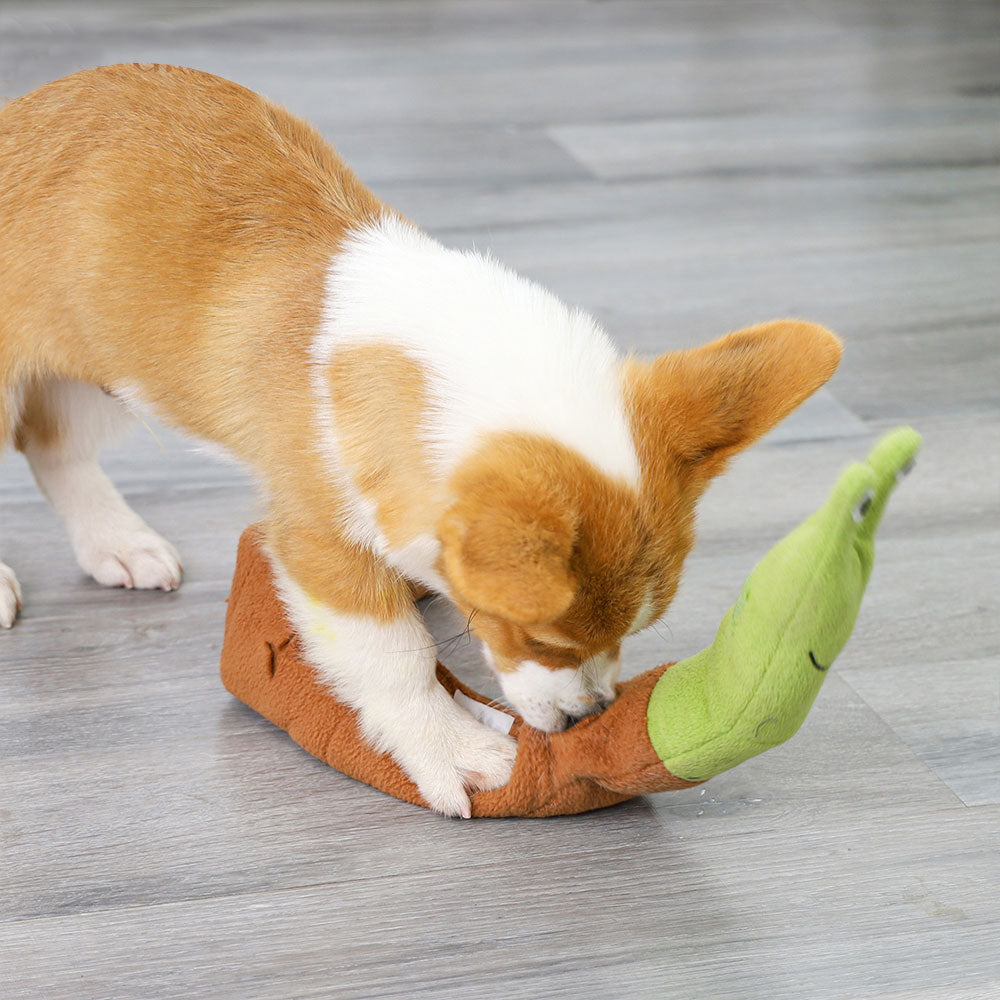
[
  {"left": 493, "top": 656, "right": 621, "bottom": 733},
  {"left": 566, "top": 692, "right": 611, "bottom": 721}
]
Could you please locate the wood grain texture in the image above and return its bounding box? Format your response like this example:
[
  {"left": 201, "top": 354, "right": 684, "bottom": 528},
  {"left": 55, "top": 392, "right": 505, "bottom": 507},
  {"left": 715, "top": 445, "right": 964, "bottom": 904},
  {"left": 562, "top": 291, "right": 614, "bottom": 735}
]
[{"left": 1, "top": 1, "right": 998, "bottom": 998}]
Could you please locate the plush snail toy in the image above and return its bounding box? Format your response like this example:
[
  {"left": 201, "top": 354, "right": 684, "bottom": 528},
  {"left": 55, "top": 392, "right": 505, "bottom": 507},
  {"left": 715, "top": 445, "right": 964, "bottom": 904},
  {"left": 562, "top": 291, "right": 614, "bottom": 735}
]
[{"left": 220, "top": 427, "right": 920, "bottom": 817}]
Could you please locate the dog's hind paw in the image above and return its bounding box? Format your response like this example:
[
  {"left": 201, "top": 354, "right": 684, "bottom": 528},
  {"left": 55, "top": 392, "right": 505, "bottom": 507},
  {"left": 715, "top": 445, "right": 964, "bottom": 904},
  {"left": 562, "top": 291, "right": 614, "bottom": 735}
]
[
  {"left": 75, "top": 523, "right": 183, "bottom": 592},
  {"left": 0, "top": 561, "right": 22, "bottom": 628}
]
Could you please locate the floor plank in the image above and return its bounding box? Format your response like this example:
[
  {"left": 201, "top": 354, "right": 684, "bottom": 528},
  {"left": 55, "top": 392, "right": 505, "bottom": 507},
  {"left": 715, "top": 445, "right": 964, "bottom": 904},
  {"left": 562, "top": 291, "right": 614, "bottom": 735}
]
[{"left": 1, "top": 2, "right": 998, "bottom": 998}]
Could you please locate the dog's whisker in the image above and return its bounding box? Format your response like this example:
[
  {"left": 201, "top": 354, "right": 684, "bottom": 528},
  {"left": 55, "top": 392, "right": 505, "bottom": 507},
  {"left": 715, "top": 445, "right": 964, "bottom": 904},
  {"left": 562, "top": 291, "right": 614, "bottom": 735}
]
[
  {"left": 389, "top": 632, "right": 465, "bottom": 655},
  {"left": 650, "top": 618, "right": 672, "bottom": 642},
  {"left": 391, "top": 608, "right": 478, "bottom": 657}
]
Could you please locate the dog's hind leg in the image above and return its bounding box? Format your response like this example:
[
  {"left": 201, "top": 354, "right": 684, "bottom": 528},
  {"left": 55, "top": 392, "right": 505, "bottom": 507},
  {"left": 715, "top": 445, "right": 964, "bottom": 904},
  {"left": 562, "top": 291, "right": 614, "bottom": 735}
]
[{"left": 16, "top": 379, "right": 182, "bottom": 591}]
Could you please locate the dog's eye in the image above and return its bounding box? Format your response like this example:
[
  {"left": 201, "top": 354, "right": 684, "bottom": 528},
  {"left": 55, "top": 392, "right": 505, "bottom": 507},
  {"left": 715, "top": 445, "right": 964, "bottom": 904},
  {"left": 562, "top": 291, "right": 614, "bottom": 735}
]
[{"left": 852, "top": 489, "right": 875, "bottom": 523}]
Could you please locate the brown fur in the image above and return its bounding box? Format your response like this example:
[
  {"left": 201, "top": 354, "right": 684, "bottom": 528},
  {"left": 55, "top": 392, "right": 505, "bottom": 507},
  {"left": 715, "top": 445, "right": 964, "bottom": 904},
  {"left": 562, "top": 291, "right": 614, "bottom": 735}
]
[
  {"left": 441, "top": 322, "right": 842, "bottom": 676},
  {"left": 623, "top": 319, "right": 844, "bottom": 486},
  {"left": 0, "top": 65, "right": 843, "bottom": 687},
  {"left": 220, "top": 526, "right": 696, "bottom": 818},
  {"left": 12, "top": 380, "right": 60, "bottom": 450},
  {"left": 326, "top": 344, "right": 440, "bottom": 550},
  {"left": 0, "top": 64, "right": 415, "bottom": 621}
]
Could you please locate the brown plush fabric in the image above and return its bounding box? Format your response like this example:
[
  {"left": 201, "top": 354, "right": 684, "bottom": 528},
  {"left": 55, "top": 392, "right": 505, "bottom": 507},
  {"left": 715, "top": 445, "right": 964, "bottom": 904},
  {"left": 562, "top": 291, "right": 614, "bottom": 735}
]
[{"left": 220, "top": 526, "right": 698, "bottom": 817}]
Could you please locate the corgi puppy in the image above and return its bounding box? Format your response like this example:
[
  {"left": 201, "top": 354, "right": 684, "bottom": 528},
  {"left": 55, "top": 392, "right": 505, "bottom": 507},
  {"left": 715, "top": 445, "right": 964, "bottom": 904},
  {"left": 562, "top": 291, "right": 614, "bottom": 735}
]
[{"left": 0, "top": 65, "right": 842, "bottom": 816}]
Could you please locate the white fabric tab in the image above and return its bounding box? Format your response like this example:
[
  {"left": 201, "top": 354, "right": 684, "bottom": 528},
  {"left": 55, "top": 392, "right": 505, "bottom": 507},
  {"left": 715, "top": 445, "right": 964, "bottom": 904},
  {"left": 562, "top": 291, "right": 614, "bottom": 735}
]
[{"left": 453, "top": 688, "right": 515, "bottom": 735}]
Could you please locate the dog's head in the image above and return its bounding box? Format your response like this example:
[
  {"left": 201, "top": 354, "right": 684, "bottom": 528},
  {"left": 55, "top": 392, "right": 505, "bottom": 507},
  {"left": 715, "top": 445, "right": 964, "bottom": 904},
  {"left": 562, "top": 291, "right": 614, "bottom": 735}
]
[{"left": 437, "top": 320, "right": 842, "bottom": 730}]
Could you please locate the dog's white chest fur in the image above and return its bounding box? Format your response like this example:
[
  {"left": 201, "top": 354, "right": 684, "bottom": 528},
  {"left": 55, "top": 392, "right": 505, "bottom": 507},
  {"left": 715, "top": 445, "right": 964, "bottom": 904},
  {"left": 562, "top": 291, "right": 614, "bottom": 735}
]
[{"left": 313, "top": 215, "right": 640, "bottom": 485}]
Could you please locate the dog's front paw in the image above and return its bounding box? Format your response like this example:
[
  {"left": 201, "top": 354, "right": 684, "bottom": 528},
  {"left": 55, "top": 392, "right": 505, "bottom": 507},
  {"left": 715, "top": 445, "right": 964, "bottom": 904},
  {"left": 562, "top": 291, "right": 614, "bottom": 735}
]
[
  {"left": 74, "top": 523, "right": 183, "bottom": 591},
  {"left": 0, "top": 562, "right": 22, "bottom": 628},
  {"left": 404, "top": 707, "right": 517, "bottom": 819}
]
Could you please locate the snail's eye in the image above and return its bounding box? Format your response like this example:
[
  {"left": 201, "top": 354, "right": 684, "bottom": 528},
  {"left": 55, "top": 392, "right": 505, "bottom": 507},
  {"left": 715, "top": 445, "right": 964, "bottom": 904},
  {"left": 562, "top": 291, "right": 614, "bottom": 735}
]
[
  {"left": 852, "top": 489, "right": 875, "bottom": 523},
  {"left": 896, "top": 458, "right": 916, "bottom": 483}
]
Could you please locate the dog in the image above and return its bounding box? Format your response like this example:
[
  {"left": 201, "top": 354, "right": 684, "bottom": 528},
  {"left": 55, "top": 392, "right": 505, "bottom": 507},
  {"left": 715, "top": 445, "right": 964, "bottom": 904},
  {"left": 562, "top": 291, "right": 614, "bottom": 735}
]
[{"left": 0, "top": 65, "right": 842, "bottom": 816}]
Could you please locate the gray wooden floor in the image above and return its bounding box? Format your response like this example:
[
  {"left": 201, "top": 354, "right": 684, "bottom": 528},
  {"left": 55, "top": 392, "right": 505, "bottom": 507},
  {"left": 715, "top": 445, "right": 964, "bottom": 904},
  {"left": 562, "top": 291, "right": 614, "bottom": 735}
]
[{"left": 2, "top": 2, "right": 999, "bottom": 998}]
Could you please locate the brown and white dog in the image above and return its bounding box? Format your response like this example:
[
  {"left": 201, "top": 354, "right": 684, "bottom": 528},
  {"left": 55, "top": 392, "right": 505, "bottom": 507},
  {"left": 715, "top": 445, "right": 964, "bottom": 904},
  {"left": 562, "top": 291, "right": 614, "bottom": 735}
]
[{"left": 0, "top": 65, "right": 841, "bottom": 816}]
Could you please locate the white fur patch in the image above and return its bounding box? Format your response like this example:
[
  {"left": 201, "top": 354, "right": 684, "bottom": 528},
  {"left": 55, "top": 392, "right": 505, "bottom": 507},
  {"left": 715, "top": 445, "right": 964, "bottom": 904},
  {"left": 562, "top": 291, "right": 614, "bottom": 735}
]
[
  {"left": 382, "top": 532, "right": 449, "bottom": 596},
  {"left": 309, "top": 215, "right": 641, "bottom": 578},
  {"left": 496, "top": 653, "right": 619, "bottom": 732},
  {"left": 269, "top": 555, "right": 516, "bottom": 817},
  {"left": 627, "top": 585, "right": 658, "bottom": 635},
  {"left": 109, "top": 383, "right": 151, "bottom": 417},
  {"left": 38, "top": 380, "right": 134, "bottom": 457},
  {"left": 321, "top": 216, "right": 640, "bottom": 483}
]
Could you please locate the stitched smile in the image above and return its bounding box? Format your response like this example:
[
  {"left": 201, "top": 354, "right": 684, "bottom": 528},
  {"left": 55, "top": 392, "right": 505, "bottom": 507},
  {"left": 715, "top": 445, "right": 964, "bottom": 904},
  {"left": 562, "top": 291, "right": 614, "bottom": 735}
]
[{"left": 808, "top": 650, "right": 830, "bottom": 672}]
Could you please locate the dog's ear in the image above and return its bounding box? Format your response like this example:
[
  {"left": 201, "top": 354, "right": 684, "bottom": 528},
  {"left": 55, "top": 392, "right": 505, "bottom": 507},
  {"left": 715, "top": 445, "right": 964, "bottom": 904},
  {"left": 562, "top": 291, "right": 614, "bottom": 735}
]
[
  {"left": 626, "top": 319, "right": 842, "bottom": 482},
  {"left": 438, "top": 483, "right": 578, "bottom": 626}
]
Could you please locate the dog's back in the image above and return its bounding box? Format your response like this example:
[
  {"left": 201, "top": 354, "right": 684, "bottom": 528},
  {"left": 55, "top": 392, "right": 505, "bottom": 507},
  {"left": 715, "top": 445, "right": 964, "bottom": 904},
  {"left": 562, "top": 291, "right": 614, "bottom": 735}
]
[{"left": 0, "top": 64, "right": 384, "bottom": 454}]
